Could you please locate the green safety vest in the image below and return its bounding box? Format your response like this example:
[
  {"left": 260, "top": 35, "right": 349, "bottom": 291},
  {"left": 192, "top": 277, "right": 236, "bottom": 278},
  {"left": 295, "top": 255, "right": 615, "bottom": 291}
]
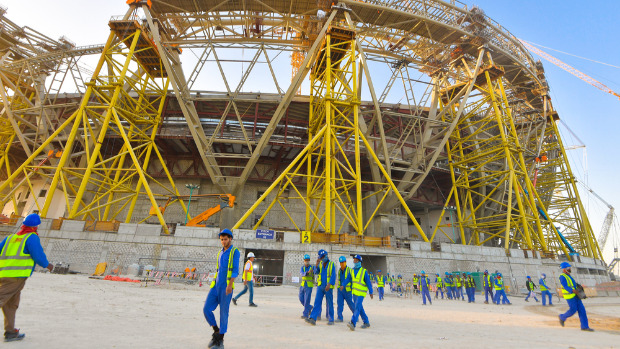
[
  {"left": 317, "top": 260, "right": 335, "bottom": 289},
  {"left": 301, "top": 266, "right": 314, "bottom": 287},
  {"left": 436, "top": 276, "right": 443, "bottom": 288},
  {"left": 377, "top": 275, "right": 385, "bottom": 287},
  {"left": 210, "top": 247, "right": 238, "bottom": 289},
  {"left": 338, "top": 267, "right": 352, "bottom": 292},
  {"left": 351, "top": 267, "right": 368, "bottom": 297},
  {"left": 0, "top": 233, "right": 36, "bottom": 278},
  {"left": 494, "top": 278, "right": 504, "bottom": 290},
  {"left": 560, "top": 273, "right": 576, "bottom": 299}
]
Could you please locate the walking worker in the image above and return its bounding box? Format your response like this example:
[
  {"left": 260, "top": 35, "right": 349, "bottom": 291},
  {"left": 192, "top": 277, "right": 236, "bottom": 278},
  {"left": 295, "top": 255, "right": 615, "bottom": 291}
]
[
  {"left": 299, "top": 254, "right": 314, "bottom": 319},
  {"left": 347, "top": 255, "right": 373, "bottom": 331},
  {"left": 205, "top": 229, "right": 240, "bottom": 349},
  {"left": 539, "top": 273, "right": 553, "bottom": 306},
  {"left": 558, "top": 262, "right": 593, "bottom": 331},
  {"left": 396, "top": 275, "right": 403, "bottom": 297},
  {"left": 455, "top": 274, "right": 464, "bottom": 300},
  {"left": 376, "top": 270, "right": 385, "bottom": 301},
  {"left": 466, "top": 272, "right": 476, "bottom": 303},
  {"left": 232, "top": 252, "right": 257, "bottom": 307},
  {"left": 0, "top": 213, "right": 53, "bottom": 342},
  {"left": 336, "top": 256, "right": 354, "bottom": 322},
  {"left": 483, "top": 270, "right": 494, "bottom": 304},
  {"left": 412, "top": 273, "right": 419, "bottom": 295},
  {"left": 419, "top": 271, "right": 432, "bottom": 305},
  {"left": 525, "top": 276, "right": 539, "bottom": 303},
  {"left": 434, "top": 273, "right": 443, "bottom": 299},
  {"left": 306, "top": 249, "right": 336, "bottom": 325},
  {"left": 493, "top": 272, "right": 512, "bottom": 305},
  {"left": 444, "top": 272, "right": 453, "bottom": 299}
]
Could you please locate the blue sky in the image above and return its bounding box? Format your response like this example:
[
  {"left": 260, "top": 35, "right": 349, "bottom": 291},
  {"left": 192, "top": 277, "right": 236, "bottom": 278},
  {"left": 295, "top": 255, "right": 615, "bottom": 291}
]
[{"left": 3, "top": 0, "right": 619, "bottom": 260}]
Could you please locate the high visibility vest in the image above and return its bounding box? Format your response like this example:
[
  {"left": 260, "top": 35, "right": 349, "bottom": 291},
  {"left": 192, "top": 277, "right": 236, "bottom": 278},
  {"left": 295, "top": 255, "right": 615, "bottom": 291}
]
[
  {"left": 445, "top": 277, "right": 452, "bottom": 287},
  {"left": 420, "top": 276, "right": 429, "bottom": 287},
  {"left": 338, "top": 267, "right": 352, "bottom": 292},
  {"left": 413, "top": 277, "right": 418, "bottom": 285},
  {"left": 467, "top": 277, "right": 475, "bottom": 288},
  {"left": 351, "top": 267, "right": 368, "bottom": 297},
  {"left": 560, "top": 273, "right": 576, "bottom": 299},
  {"left": 436, "top": 277, "right": 443, "bottom": 288},
  {"left": 539, "top": 279, "right": 548, "bottom": 291},
  {"left": 301, "top": 266, "right": 314, "bottom": 287},
  {"left": 317, "top": 260, "right": 335, "bottom": 289},
  {"left": 243, "top": 260, "right": 253, "bottom": 281},
  {"left": 210, "top": 247, "right": 238, "bottom": 289},
  {"left": 494, "top": 278, "right": 504, "bottom": 291},
  {"left": 484, "top": 274, "right": 491, "bottom": 287},
  {"left": 377, "top": 275, "right": 385, "bottom": 287},
  {"left": 456, "top": 278, "right": 462, "bottom": 287},
  {"left": 397, "top": 277, "right": 403, "bottom": 286},
  {"left": 0, "top": 233, "right": 35, "bottom": 278}
]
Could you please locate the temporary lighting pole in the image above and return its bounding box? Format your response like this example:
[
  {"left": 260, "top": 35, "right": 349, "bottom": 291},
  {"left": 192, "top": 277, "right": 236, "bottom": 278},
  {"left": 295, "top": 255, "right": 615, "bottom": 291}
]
[{"left": 185, "top": 184, "right": 200, "bottom": 224}]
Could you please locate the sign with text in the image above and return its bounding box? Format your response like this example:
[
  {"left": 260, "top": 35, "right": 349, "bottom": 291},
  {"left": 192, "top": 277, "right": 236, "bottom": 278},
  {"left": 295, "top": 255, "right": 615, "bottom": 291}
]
[
  {"left": 256, "top": 229, "right": 275, "bottom": 239},
  {"left": 301, "top": 231, "right": 311, "bottom": 243}
]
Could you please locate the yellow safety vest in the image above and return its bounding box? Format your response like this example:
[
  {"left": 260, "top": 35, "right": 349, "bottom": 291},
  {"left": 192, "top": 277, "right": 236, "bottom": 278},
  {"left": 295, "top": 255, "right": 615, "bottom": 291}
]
[
  {"left": 210, "top": 247, "right": 238, "bottom": 289},
  {"left": 317, "top": 260, "right": 335, "bottom": 289},
  {"left": 351, "top": 267, "right": 368, "bottom": 297},
  {"left": 539, "top": 279, "right": 548, "bottom": 291},
  {"left": 413, "top": 277, "right": 418, "bottom": 285},
  {"left": 445, "top": 277, "right": 452, "bottom": 287},
  {"left": 456, "top": 278, "right": 462, "bottom": 287},
  {"left": 243, "top": 260, "right": 253, "bottom": 281},
  {"left": 397, "top": 278, "right": 403, "bottom": 286},
  {"left": 494, "top": 278, "right": 503, "bottom": 290},
  {"left": 0, "top": 233, "right": 36, "bottom": 278},
  {"left": 560, "top": 273, "right": 576, "bottom": 299},
  {"left": 377, "top": 275, "right": 385, "bottom": 287},
  {"left": 301, "top": 266, "right": 314, "bottom": 287},
  {"left": 338, "top": 267, "right": 352, "bottom": 292},
  {"left": 436, "top": 277, "right": 443, "bottom": 288}
]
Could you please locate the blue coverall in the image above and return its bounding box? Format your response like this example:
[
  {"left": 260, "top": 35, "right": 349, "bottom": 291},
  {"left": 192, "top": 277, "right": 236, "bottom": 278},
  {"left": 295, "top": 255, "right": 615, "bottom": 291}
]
[
  {"left": 419, "top": 275, "right": 432, "bottom": 305},
  {"left": 483, "top": 274, "right": 494, "bottom": 303},
  {"left": 299, "top": 265, "right": 314, "bottom": 318},
  {"left": 203, "top": 246, "right": 240, "bottom": 335},
  {"left": 336, "top": 267, "right": 355, "bottom": 321},
  {"left": 559, "top": 273, "right": 589, "bottom": 329},
  {"left": 525, "top": 280, "right": 539, "bottom": 302},
  {"left": 350, "top": 267, "right": 373, "bottom": 327},
  {"left": 493, "top": 277, "right": 511, "bottom": 305},
  {"left": 435, "top": 277, "right": 443, "bottom": 299},
  {"left": 309, "top": 259, "right": 336, "bottom": 322},
  {"left": 539, "top": 277, "right": 553, "bottom": 306},
  {"left": 376, "top": 275, "right": 385, "bottom": 300},
  {"left": 445, "top": 277, "right": 453, "bottom": 299}
]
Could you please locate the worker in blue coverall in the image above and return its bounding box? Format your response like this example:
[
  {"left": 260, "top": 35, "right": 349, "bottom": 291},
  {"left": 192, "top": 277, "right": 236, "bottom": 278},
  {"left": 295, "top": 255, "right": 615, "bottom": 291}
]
[
  {"left": 465, "top": 272, "right": 476, "bottom": 303},
  {"left": 558, "top": 262, "right": 593, "bottom": 331},
  {"left": 205, "top": 229, "right": 240, "bottom": 349},
  {"left": 0, "top": 213, "right": 54, "bottom": 342},
  {"left": 419, "top": 271, "right": 432, "bottom": 305},
  {"left": 299, "top": 254, "right": 314, "bottom": 319},
  {"left": 376, "top": 270, "right": 385, "bottom": 301},
  {"left": 306, "top": 249, "right": 336, "bottom": 325},
  {"left": 347, "top": 255, "right": 373, "bottom": 331},
  {"left": 336, "top": 256, "right": 354, "bottom": 322},
  {"left": 483, "top": 270, "right": 494, "bottom": 304},
  {"left": 444, "top": 272, "right": 453, "bottom": 299},
  {"left": 525, "top": 276, "right": 539, "bottom": 302},
  {"left": 539, "top": 273, "right": 553, "bottom": 306},
  {"left": 493, "top": 272, "right": 512, "bottom": 305},
  {"left": 434, "top": 273, "right": 443, "bottom": 299}
]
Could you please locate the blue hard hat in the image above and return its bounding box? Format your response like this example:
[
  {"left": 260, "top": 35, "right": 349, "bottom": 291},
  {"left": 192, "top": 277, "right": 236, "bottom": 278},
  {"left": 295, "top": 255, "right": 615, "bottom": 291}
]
[
  {"left": 436, "top": 273, "right": 439, "bottom": 276},
  {"left": 377, "top": 269, "right": 381, "bottom": 272},
  {"left": 353, "top": 254, "right": 362, "bottom": 261},
  {"left": 23, "top": 213, "right": 41, "bottom": 227},
  {"left": 398, "top": 274, "right": 402, "bottom": 278},
  {"left": 527, "top": 276, "right": 531, "bottom": 279},
  {"left": 303, "top": 254, "right": 310, "bottom": 260},
  {"left": 497, "top": 273, "right": 502, "bottom": 277},
  {"left": 421, "top": 270, "right": 425, "bottom": 274},
  {"left": 542, "top": 273, "right": 546, "bottom": 277},
  {"left": 445, "top": 272, "right": 449, "bottom": 275},
  {"left": 560, "top": 262, "right": 571, "bottom": 269},
  {"left": 467, "top": 272, "right": 471, "bottom": 275},
  {"left": 219, "top": 229, "right": 233, "bottom": 238},
  {"left": 484, "top": 270, "right": 488, "bottom": 274},
  {"left": 318, "top": 249, "right": 328, "bottom": 258},
  {"left": 339, "top": 256, "right": 346, "bottom": 263}
]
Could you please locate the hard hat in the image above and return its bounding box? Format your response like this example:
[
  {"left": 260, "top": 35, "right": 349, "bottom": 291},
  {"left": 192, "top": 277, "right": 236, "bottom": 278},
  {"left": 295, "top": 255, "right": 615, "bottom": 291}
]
[
  {"left": 23, "top": 213, "right": 41, "bottom": 227},
  {"left": 318, "top": 249, "right": 328, "bottom": 258},
  {"left": 398, "top": 275, "right": 402, "bottom": 278},
  {"left": 541, "top": 273, "right": 546, "bottom": 278},
  {"left": 421, "top": 270, "right": 425, "bottom": 274},
  {"left": 560, "top": 262, "right": 571, "bottom": 269},
  {"left": 353, "top": 254, "right": 362, "bottom": 262},
  {"left": 527, "top": 275, "right": 531, "bottom": 279},
  {"left": 436, "top": 273, "right": 439, "bottom": 276},
  {"left": 303, "top": 254, "right": 310, "bottom": 260},
  {"left": 339, "top": 256, "right": 346, "bottom": 263},
  {"left": 219, "top": 229, "right": 233, "bottom": 238},
  {"left": 377, "top": 269, "right": 381, "bottom": 273},
  {"left": 445, "top": 272, "right": 449, "bottom": 275},
  {"left": 467, "top": 272, "right": 471, "bottom": 275},
  {"left": 497, "top": 273, "right": 502, "bottom": 277},
  {"left": 484, "top": 270, "right": 488, "bottom": 274},
  {"left": 247, "top": 252, "right": 255, "bottom": 258}
]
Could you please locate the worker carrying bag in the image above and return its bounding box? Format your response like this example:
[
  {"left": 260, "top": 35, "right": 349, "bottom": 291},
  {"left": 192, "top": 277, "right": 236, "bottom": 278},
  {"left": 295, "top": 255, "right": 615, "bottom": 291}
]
[{"left": 575, "top": 283, "right": 587, "bottom": 300}]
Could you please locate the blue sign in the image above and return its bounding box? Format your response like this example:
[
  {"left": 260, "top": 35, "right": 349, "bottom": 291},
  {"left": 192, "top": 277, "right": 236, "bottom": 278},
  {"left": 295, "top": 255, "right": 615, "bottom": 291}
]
[{"left": 256, "top": 229, "right": 275, "bottom": 239}]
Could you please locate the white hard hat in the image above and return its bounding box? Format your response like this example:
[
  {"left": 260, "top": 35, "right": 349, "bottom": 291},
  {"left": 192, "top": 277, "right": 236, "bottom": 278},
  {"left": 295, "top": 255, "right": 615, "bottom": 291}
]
[{"left": 247, "top": 252, "right": 255, "bottom": 258}]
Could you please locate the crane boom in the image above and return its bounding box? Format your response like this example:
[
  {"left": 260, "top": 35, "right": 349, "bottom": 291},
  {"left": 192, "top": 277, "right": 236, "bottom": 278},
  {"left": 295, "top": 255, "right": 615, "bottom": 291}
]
[
  {"left": 518, "top": 39, "right": 620, "bottom": 100},
  {"left": 599, "top": 207, "right": 615, "bottom": 252}
]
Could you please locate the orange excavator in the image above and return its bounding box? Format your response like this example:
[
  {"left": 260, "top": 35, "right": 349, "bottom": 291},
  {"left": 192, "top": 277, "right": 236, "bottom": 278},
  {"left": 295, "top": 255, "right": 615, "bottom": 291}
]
[{"left": 151, "top": 194, "right": 235, "bottom": 227}]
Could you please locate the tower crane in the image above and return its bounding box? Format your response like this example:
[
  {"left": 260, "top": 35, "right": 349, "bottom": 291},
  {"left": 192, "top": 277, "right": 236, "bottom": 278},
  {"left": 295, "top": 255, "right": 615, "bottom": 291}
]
[{"left": 576, "top": 181, "right": 616, "bottom": 253}]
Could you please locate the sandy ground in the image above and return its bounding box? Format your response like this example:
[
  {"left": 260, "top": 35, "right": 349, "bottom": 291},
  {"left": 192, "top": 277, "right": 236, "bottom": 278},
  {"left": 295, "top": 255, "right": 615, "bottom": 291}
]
[{"left": 7, "top": 273, "right": 620, "bottom": 348}]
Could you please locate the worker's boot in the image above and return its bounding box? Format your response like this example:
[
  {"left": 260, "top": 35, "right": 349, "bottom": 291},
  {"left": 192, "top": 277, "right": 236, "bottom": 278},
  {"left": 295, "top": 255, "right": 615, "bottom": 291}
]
[
  {"left": 4, "top": 329, "right": 25, "bottom": 342},
  {"left": 232, "top": 298, "right": 237, "bottom": 306},
  {"left": 347, "top": 322, "right": 355, "bottom": 331},
  {"left": 212, "top": 334, "right": 225, "bottom": 349},
  {"left": 305, "top": 317, "right": 316, "bottom": 325},
  {"left": 361, "top": 323, "right": 370, "bottom": 329},
  {"left": 208, "top": 326, "right": 220, "bottom": 348}
]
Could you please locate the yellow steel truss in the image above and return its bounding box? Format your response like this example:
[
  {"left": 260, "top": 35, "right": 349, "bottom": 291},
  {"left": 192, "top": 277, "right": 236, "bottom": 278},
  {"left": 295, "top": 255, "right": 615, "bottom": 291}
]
[{"left": 234, "top": 26, "right": 427, "bottom": 238}]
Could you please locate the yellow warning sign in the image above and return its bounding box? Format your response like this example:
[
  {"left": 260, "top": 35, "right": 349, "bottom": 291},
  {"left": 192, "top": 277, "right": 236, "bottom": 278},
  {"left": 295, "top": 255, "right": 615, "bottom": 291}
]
[{"left": 301, "top": 231, "right": 311, "bottom": 244}]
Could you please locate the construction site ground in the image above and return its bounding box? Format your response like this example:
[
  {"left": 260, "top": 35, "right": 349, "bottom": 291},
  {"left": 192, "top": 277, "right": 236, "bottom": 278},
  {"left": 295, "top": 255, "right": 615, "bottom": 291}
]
[{"left": 14, "top": 273, "right": 619, "bottom": 348}]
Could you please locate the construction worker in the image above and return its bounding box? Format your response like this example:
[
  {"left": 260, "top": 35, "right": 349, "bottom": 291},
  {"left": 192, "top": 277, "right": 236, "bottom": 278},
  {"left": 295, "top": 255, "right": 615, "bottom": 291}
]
[
  {"left": 525, "top": 276, "right": 539, "bottom": 303},
  {"left": 434, "top": 273, "right": 443, "bottom": 299},
  {"left": 419, "top": 271, "right": 432, "bottom": 305},
  {"left": 299, "top": 254, "right": 314, "bottom": 319},
  {"left": 558, "top": 262, "right": 593, "bottom": 331},
  {"left": 376, "top": 270, "right": 385, "bottom": 301},
  {"left": 205, "top": 229, "right": 240, "bottom": 349},
  {"left": 347, "top": 255, "right": 373, "bottom": 331},
  {"left": 412, "top": 273, "right": 419, "bottom": 295},
  {"left": 336, "top": 256, "right": 354, "bottom": 322},
  {"left": 306, "top": 249, "right": 336, "bottom": 325},
  {"left": 444, "top": 272, "right": 453, "bottom": 299},
  {"left": 0, "top": 213, "right": 53, "bottom": 342},
  {"left": 396, "top": 275, "right": 403, "bottom": 297},
  {"left": 466, "top": 272, "right": 476, "bottom": 303},
  {"left": 539, "top": 273, "right": 553, "bottom": 306},
  {"left": 493, "top": 272, "right": 511, "bottom": 305},
  {"left": 453, "top": 273, "right": 462, "bottom": 300},
  {"left": 232, "top": 252, "right": 257, "bottom": 307},
  {"left": 482, "top": 270, "right": 494, "bottom": 304}
]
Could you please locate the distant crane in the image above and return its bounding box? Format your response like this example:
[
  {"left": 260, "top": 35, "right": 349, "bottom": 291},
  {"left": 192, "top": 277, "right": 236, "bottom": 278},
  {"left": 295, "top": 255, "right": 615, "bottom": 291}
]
[
  {"left": 518, "top": 39, "right": 620, "bottom": 101},
  {"left": 576, "top": 181, "right": 616, "bottom": 253}
]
